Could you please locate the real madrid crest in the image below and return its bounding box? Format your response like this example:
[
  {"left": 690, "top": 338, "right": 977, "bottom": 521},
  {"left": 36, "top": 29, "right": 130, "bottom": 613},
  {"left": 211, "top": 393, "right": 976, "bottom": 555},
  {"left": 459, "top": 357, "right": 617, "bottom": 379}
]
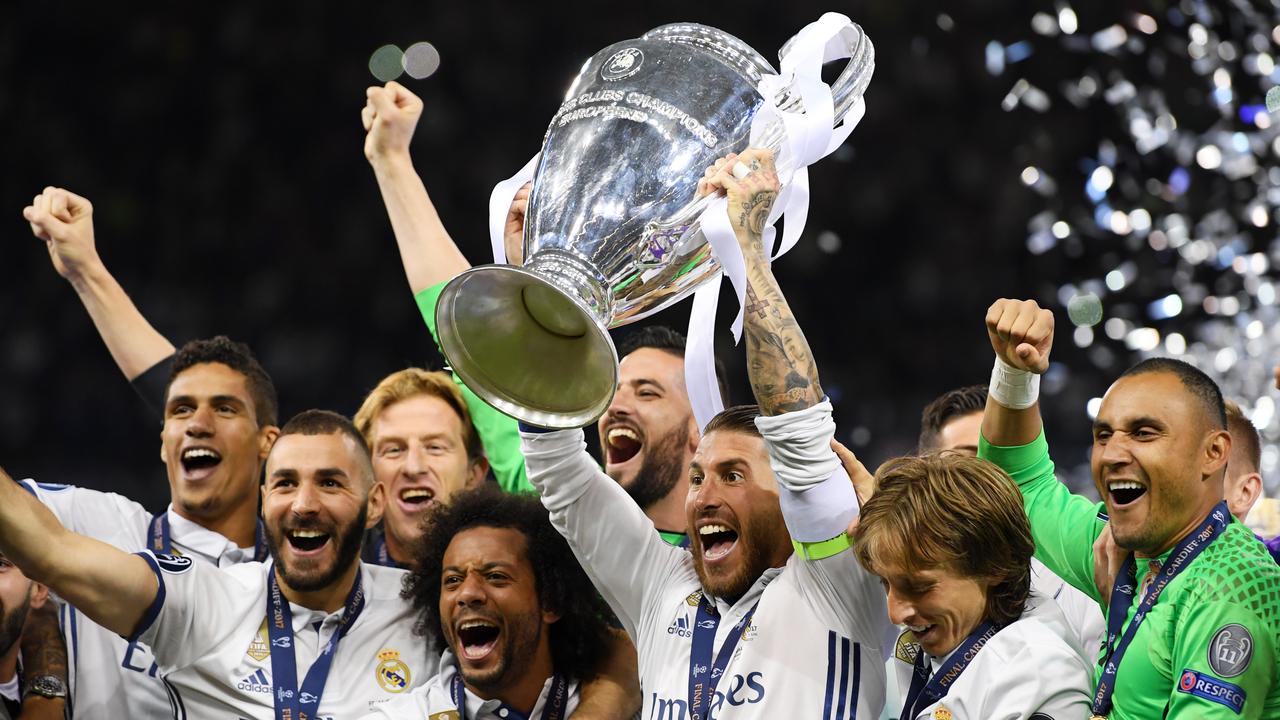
[
  {"left": 375, "top": 648, "right": 411, "bottom": 693},
  {"left": 429, "top": 712, "right": 461, "bottom": 720},
  {"left": 931, "top": 706, "right": 952, "bottom": 720},
  {"left": 601, "top": 47, "right": 644, "bottom": 81}
]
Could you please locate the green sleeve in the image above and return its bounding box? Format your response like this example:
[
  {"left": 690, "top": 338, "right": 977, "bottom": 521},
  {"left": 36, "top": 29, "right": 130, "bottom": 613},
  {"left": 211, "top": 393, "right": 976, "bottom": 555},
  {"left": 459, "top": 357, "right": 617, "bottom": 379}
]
[
  {"left": 1166, "top": 599, "right": 1276, "bottom": 718},
  {"left": 415, "top": 282, "right": 533, "bottom": 494},
  {"left": 978, "top": 430, "right": 1107, "bottom": 604}
]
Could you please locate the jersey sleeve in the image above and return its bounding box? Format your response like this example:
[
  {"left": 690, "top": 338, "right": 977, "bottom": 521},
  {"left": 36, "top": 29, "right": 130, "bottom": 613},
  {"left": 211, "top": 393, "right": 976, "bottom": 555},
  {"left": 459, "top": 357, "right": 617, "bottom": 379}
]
[
  {"left": 132, "top": 551, "right": 257, "bottom": 673},
  {"left": 415, "top": 282, "right": 532, "bottom": 494},
  {"left": 979, "top": 430, "right": 1108, "bottom": 604},
  {"left": 520, "top": 427, "right": 687, "bottom": 638},
  {"left": 754, "top": 402, "right": 886, "bottom": 641},
  {"left": 1165, "top": 598, "right": 1276, "bottom": 718},
  {"left": 16, "top": 479, "right": 153, "bottom": 544}
]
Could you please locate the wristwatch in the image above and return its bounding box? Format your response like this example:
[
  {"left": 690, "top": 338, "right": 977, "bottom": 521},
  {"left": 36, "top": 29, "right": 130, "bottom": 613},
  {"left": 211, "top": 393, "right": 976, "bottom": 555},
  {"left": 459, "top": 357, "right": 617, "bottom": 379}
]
[{"left": 22, "top": 675, "right": 67, "bottom": 700}]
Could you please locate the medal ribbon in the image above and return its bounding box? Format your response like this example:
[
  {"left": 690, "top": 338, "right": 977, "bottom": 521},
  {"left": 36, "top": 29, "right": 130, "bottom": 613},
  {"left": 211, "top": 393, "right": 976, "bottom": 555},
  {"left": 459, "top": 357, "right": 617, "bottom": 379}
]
[
  {"left": 899, "top": 621, "right": 1000, "bottom": 720},
  {"left": 449, "top": 669, "right": 569, "bottom": 720},
  {"left": 149, "top": 512, "right": 269, "bottom": 561},
  {"left": 687, "top": 594, "right": 760, "bottom": 720},
  {"left": 1090, "top": 501, "right": 1230, "bottom": 718},
  {"left": 266, "top": 565, "right": 366, "bottom": 720}
]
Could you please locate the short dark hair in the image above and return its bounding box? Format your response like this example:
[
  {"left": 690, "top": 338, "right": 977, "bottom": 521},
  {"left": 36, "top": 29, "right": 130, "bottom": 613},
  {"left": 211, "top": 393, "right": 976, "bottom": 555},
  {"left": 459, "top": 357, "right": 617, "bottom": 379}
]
[
  {"left": 1225, "top": 400, "right": 1261, "bottom": 474},
  {"left": 918, "top": 385, "right": 988, "bottom": 453},
  {"left": 403, "top": 486, "right": 614, "bottom": 682},
  {"left": 854, "top": 453, "right": 1034, "bottom": 627},
  {"left": 619, "top": 325, "right": 731, "bottom": 406},
  {"left": 168, "top": 336, "right": 279, "bottom": 427},
  {"left": 1120, "top": 357, "right": 1226, "bottom": 430},
  {"left": 276, "top": 409, "right": 374, "bottom": 483},
  {"left": 703, "top": 404, "right": 762, "bottom": 438}
]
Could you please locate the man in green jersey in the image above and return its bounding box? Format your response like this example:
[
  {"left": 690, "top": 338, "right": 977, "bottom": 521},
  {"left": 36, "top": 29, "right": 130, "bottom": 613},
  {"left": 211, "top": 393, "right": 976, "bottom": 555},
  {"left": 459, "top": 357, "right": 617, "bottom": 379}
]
[{"left": 979, "top": 297, "right": 1279, "bottom": 718}]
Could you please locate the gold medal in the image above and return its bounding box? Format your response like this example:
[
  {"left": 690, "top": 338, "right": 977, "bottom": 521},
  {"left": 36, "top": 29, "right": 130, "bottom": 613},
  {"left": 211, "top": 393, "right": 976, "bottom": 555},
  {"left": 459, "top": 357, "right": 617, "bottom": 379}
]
[{"left": 1090, "top": 715, "right": 1108, "bottom": 720}]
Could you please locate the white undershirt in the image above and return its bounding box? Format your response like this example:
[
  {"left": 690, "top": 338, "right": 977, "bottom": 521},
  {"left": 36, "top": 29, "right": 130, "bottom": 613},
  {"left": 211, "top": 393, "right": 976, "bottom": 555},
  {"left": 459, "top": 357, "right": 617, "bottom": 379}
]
[{"left": 0, "top": 673, "right": 19, "bottom": 703}]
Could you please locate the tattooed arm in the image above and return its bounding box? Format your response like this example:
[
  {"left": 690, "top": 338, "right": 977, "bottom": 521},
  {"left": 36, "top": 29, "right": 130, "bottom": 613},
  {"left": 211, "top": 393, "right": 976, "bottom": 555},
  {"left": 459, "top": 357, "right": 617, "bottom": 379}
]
[
  {"left": 17, "top": 590, "right": 67, "bottom": 719},
  {"left": 698, "top": 148, "right": 823, "bottom": 416}
]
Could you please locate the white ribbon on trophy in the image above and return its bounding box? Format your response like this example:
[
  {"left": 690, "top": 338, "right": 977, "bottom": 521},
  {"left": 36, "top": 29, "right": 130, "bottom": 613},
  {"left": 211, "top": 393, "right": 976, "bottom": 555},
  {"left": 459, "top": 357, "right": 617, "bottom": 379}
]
[
  {"left": 486, "top": 12, "right": 867, "bottom": 431},
  {"left": 687, "top": 12, "right": 867, "bottom": 429}
]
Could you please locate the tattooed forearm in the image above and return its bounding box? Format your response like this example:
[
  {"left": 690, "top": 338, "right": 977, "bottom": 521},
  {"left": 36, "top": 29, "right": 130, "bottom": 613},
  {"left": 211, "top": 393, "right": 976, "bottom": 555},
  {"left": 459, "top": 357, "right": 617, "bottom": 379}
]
[
  {"left": 737, "top": 192, "right": 776, "bottom": 237},
  {"left": 741, "top": 262, "right": 824, "bottom": 415},
  {"left": 20, "top": 601, "right": 69, "bottom": 683}
]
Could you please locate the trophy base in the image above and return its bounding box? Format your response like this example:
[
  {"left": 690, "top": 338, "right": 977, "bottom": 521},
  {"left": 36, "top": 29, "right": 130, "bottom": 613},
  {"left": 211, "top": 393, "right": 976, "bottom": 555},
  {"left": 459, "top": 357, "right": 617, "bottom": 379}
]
[{"left": 435, "top": 264, "right": 619, "bottom": 428}]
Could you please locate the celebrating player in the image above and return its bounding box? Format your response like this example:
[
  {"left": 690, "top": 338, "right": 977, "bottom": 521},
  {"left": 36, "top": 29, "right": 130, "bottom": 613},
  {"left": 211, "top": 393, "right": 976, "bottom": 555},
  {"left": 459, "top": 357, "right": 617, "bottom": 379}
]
[
  {"left": 0, "top": 410, "right": 433, "bottom": 717},
  {"left": 519, "top": 148, "right": 888, "bottom": 717},
  {"left": 916, "top": 385, "right": 1104, "bottom": 659},
  {"left": 362, "top": 486, "right": 620, "bottom": 718},
  {"left": 980, "top": 298, "right": 1280, "bottom": 717},
  {"left": 853, "top": 452, "right": 1093, "bottom": 717}
]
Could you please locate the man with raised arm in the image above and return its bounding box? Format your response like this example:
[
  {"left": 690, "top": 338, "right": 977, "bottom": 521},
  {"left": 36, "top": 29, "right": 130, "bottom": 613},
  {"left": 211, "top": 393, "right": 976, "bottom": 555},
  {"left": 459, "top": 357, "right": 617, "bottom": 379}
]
[
  {"left": 979, "top": 298, "right": 1280, "bottom": 718},
  {"left": 0, "top": 410, "right": 433, "bottom": 717},
  {"left": 519, "top": 147, "right": 887, "bottom": 719},
  {"left": 362, "top": 81, "right": 728, "bottom": 549}
]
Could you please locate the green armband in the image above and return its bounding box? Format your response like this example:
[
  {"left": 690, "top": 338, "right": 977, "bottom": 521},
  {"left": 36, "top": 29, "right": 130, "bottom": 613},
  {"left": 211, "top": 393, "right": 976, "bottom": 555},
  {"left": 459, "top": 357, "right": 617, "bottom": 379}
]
[{"left": 793, "top": 532, "right": 851, "bottom": 561}]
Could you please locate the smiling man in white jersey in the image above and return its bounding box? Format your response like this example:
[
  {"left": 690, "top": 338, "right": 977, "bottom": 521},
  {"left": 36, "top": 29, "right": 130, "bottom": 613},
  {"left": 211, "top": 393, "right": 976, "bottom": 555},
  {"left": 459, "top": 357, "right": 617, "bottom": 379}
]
[
  {"left": 520, "top": 148, "right": 888, "bottom": 719},
  {"left": 0, "top": 410, "right": 433, "bottom": 718},
  {"left": 7, "top": 331, "right": 279, "bottom": 718}
]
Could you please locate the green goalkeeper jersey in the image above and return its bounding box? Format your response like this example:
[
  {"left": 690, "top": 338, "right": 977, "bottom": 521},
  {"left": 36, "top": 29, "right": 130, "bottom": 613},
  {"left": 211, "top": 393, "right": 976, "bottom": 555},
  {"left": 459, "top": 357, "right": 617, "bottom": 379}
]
[
  {"left": 979, "top": 431, "right": 1280, "bottom": 719},
  {"left": 416, "top": 282, "right": 533, "bottom": 495}
]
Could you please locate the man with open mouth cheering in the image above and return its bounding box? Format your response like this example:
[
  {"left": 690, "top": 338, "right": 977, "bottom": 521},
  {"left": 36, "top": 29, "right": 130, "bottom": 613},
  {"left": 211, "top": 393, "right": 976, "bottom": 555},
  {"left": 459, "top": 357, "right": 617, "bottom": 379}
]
[{"left": 980, "top": 298, "right": 1280, "bottom": 718}]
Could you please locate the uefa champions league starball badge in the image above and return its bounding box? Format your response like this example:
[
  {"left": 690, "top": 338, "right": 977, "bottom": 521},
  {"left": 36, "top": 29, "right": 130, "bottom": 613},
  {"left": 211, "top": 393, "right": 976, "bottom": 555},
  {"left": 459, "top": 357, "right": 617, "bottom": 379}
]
[{"left": 601, "top": 47, "right": 643, "bottom": 81}]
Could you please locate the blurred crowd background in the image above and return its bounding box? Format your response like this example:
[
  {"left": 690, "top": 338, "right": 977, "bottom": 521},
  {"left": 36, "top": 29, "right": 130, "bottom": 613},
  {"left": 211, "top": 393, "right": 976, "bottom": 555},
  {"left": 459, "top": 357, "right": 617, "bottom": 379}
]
[{"left": 3, "top": 0, "right": 1278, "bottom": 525}]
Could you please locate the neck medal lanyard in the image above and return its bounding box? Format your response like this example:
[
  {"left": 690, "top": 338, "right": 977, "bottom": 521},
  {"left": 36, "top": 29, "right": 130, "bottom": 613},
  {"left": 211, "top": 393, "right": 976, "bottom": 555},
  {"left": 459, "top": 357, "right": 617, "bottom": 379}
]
[
  {"left": 1090, "top": 501, "right": 1230, "bottom": 720},
  {"left": 266, "top": 565, "right": 366, "bottom": 720},
  {"left": 368, "top": 529, "right": 407, "bottom": 570},
  {"left": 149, "top": 513, "right": 270, "bottom": 561},
  {"left": 687, "top": 593, "right": 760, "bottom": 720},
  {"left": 899, "top": 620, "right": 1000, "bottom": 720},
  {"left": 449, "top": 668, "right": 570, "bottom": 720}
]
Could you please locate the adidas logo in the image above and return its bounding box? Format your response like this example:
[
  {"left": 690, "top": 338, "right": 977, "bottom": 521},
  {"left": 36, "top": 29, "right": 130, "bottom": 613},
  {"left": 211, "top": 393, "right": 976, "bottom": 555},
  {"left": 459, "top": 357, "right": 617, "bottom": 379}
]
[
  {"left": 667, "top": 614, "right": 692, "bottom": 638},
  {"left": 236, "top": 669, "right": 271, "bottom": 694}
]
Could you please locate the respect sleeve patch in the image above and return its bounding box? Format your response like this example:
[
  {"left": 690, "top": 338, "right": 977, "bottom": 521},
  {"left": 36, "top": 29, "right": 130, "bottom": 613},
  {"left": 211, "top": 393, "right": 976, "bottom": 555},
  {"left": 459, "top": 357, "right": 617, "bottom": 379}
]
[{"left": 1177, "top": 669, "right": 1246, "bottom": 714}]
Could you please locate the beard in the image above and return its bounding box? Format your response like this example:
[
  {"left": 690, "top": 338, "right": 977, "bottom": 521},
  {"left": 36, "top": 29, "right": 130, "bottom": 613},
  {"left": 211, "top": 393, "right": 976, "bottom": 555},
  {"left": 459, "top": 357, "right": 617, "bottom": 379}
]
[
  {"left": 622, "top": 423, "right": 690, "bottom": 512},
  {"left": 459, "top": 608, "right": 545, "bottom": 693},
  {"left": 692, "top": 508, "right": 790, "bottom": 604},
  {"left": 267, "top": 503, "right": 368, "bottom": 593},
  {"left": 0, "top": 586, "right": 32, "bottom": 658}
]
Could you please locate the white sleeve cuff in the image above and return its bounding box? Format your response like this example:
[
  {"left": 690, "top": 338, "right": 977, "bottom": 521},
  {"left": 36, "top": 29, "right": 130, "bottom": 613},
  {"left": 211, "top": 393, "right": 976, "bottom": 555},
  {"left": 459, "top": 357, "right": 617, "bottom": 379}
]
[{"left": 754, "top": 401, "right": 859, "bottom": 543}]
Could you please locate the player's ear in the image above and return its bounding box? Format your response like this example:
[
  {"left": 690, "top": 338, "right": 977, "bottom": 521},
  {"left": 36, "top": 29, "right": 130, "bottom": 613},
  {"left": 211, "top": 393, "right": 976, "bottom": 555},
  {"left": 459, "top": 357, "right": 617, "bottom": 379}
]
[
  {"left": 28, "top": 582, "right": 49, "bottom": 610},
  {"left": 366, "top": 481, "right": 386, "bottom": 529},
  {"left": 258, "top": 425, "right": 280, "bottom": 461},
  {"left": 467, "top": 457, "right": 490, "bottom": 487}
]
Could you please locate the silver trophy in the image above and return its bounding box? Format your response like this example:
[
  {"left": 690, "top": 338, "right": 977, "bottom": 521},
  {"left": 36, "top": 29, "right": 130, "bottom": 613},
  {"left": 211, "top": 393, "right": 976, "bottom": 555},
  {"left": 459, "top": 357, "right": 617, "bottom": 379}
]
[{"left": 436, "top": 19, "right": 874, "bottom": 427}]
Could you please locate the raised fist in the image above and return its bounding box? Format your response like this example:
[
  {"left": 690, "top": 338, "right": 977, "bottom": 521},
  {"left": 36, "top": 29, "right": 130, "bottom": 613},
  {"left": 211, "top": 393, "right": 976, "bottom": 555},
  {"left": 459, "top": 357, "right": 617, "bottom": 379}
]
[
  {"left": 22, "top": 186, "right": 100, "bottom": 281},
  {"left": 362, "top": 81, "right": 424, "bottom": 162},
  {"left": 986, "top": 298, "right": 1054, "bottom": 374}
]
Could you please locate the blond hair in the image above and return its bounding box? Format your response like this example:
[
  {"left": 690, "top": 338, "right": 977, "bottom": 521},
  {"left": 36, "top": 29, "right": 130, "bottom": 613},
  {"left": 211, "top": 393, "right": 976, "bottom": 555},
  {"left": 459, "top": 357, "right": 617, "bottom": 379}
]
[
  {"left": 854, "top": 454, "right": 1033, "bottom": 626},
  {"left": 353, "top": 368, "right": 483, "bottom": 462}
]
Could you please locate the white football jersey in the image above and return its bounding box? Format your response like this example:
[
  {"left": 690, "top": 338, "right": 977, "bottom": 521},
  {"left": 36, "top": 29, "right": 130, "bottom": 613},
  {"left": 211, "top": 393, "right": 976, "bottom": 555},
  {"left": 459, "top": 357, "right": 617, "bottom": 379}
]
[
  {"left": 17, "top": 480, "right": 262, "bottom": 719},
  {"left": 1029, "top": 557, "right": 1105, "bottom": 660},
  {"left": 890, "top": 590, "right": 1093, "bottom": 720},
  {"left": 521, "top": 403, "right": 889, "bottom": 720},
  {"left": 134, "top": 553, "right": 436, "bottom": 719},
  {"left": 359, "top": 649, "right": 579, "bottom": 719}
]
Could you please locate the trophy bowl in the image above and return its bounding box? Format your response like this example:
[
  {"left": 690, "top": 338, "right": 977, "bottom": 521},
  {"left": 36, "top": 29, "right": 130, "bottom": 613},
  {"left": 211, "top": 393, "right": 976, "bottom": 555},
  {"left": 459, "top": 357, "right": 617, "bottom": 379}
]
[{"left": 436, "top": 19, "right": 873, "bottom": 427}]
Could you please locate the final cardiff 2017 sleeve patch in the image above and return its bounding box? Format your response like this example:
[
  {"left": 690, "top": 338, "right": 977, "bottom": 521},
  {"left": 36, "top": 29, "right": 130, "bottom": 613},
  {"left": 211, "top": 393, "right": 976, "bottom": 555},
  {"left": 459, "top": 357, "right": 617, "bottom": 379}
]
[{"left": 1177, "top": 669, "right": 1246, "bottom": 714}]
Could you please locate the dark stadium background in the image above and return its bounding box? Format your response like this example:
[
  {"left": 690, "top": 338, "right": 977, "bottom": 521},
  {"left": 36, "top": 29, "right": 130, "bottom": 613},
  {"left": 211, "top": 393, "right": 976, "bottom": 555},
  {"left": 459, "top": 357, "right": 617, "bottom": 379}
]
[{"left": 0, "top": 1, "right": 1155, "bottom": 507}]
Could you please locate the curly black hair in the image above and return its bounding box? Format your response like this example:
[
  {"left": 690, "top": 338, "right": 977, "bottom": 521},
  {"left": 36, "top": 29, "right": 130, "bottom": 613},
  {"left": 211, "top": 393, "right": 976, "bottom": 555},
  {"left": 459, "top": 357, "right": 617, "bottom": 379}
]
[
  {"left": 168, "top": 335, "right": 278, "bottom": 427},
  {"left": 403, "top": 486, "right": 615, "bottom": 682}
]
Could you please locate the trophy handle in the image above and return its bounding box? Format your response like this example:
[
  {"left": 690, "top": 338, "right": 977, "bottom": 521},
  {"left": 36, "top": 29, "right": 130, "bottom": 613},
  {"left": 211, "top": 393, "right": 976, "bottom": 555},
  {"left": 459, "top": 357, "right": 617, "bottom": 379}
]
[{"left": 775, "top": 19, "right": 874, "bottom": 125}]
